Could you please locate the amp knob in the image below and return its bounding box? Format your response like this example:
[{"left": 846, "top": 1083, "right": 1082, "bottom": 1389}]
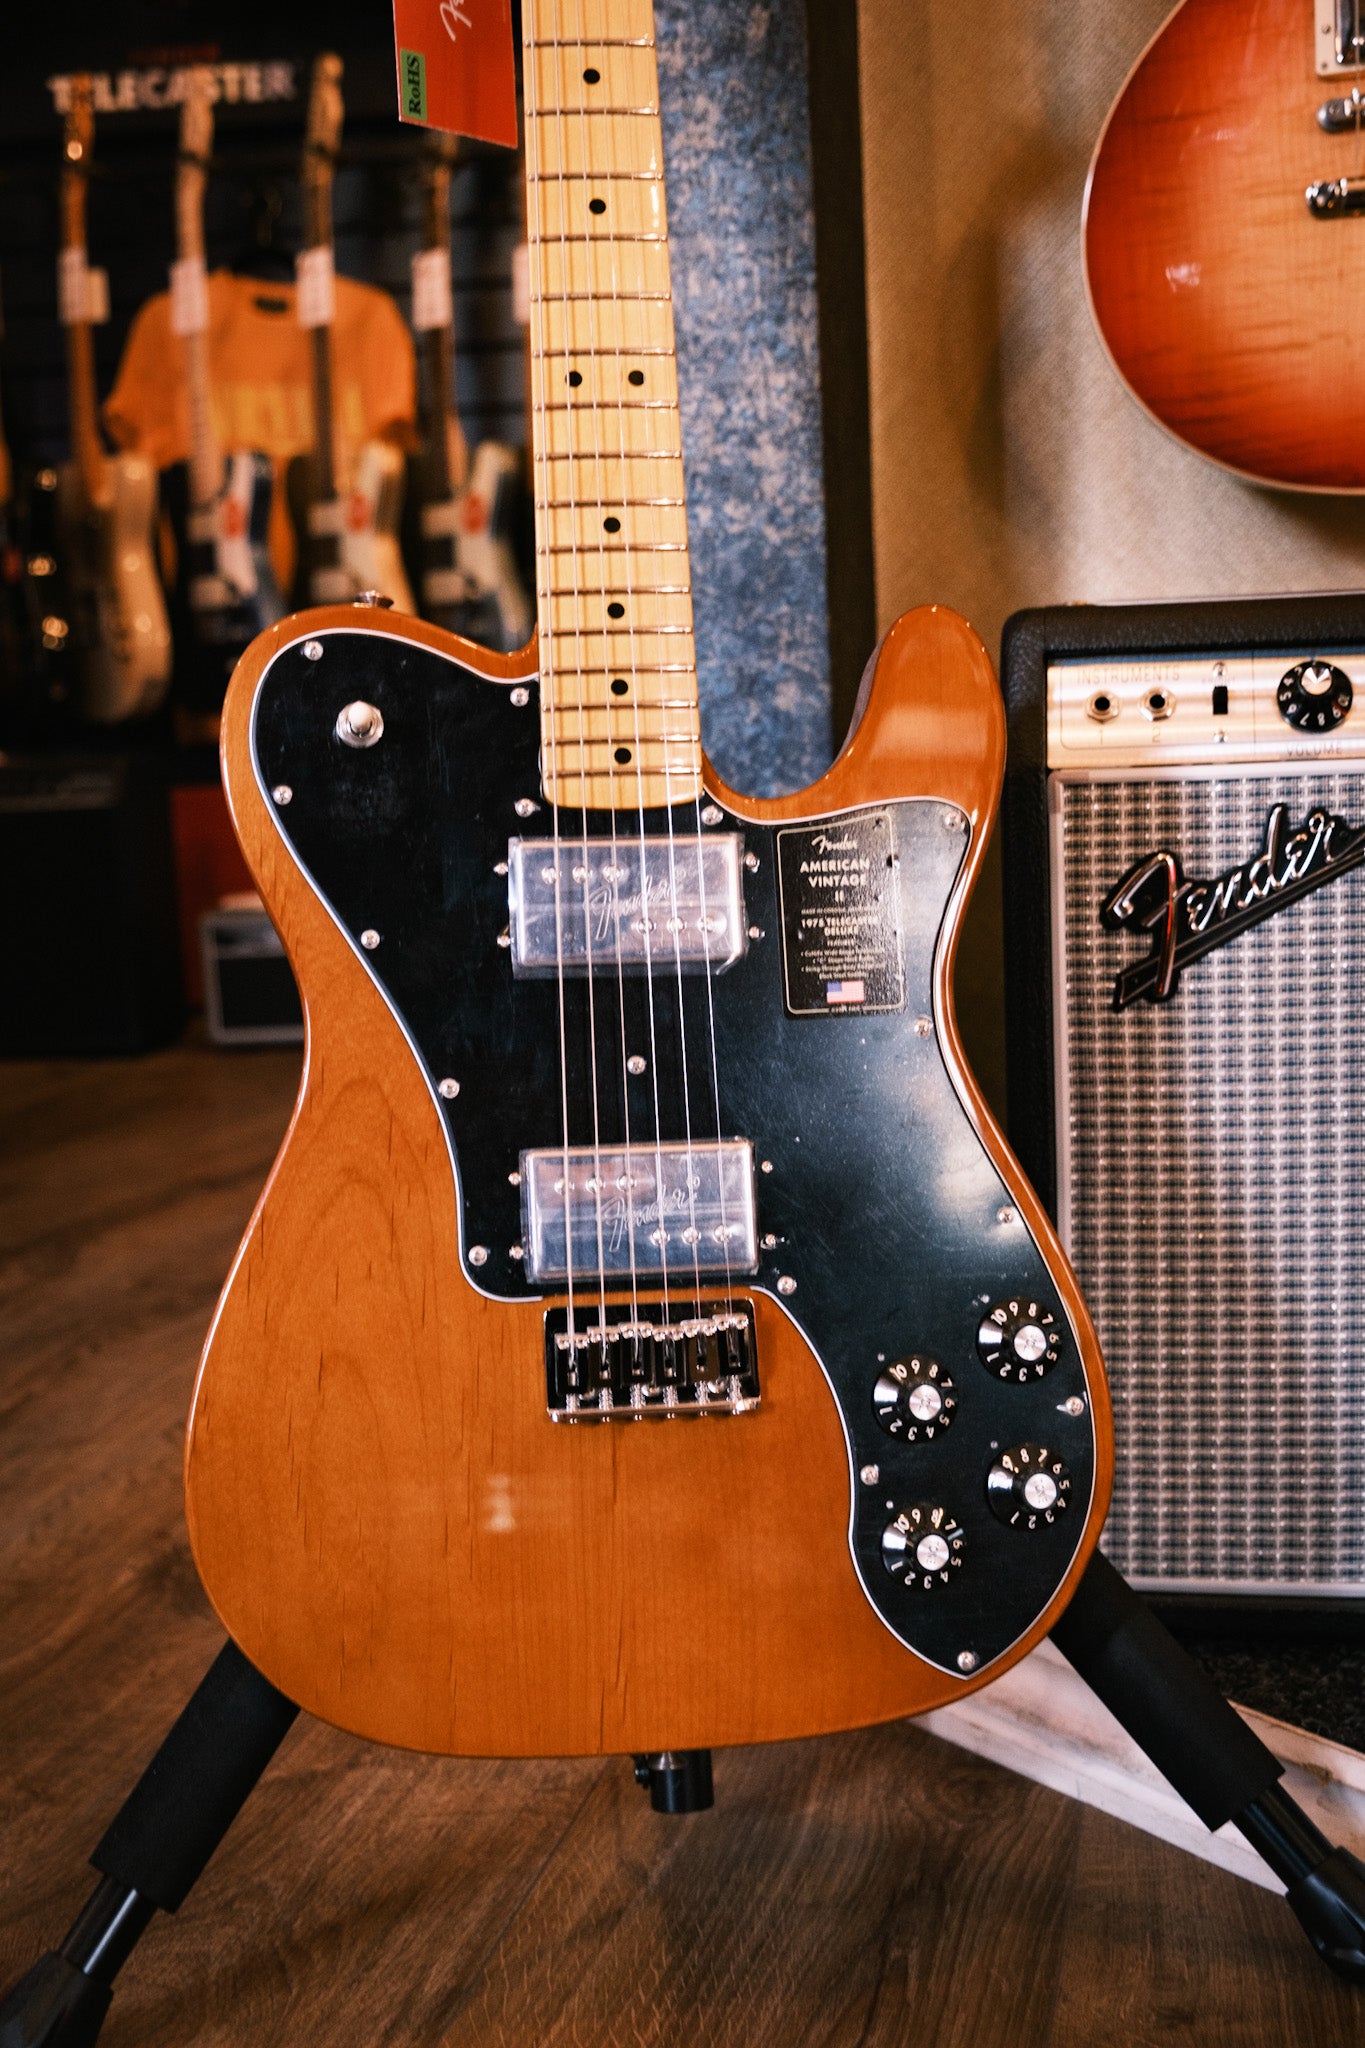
[
  {"left": 881, "top": 1502, "right": 965, "bottom": 1589},
  {"left": 1276, "top": 659, "right": 1353, "bottom": 733},
  {"left": 872, "top": 1354, "right": 956, "bottom": 1442},
  {"left": 987, "top": 1444, "right": 1072, "bottom": 1530},
  {"left": 977, "top": 1297, "right": 1061, "bottom": 1382}
]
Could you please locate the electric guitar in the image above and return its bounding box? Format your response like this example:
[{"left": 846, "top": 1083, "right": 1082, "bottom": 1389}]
[
  {"left": 187, "top": 0, "right": 1112, "bottom": 1759},
  {"left": 286, "top": 55, "right": 413, "bottom": 612},
  {"left": 404, "top": 132, "right": 533, "bottom": 652},
  {"left": 162, "top": 68, "right": 283, "bottom": 717},
  {"left": 55, "top": 76, "right": 171, "bottom": 722},
  {"left": 1086, "top": 0, "right": 1365, "bottom": 490}
]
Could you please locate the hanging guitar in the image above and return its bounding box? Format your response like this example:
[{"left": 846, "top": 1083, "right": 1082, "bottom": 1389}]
[
  {"left": 186, "top": 0, "right": 1112, "bottom": 1758},
  {"left": 286, "top": 55, "right": 413, "bottom": 612},
  {"left": 161, "top": 68, "right": 283, "bottom": 719},
  {"left": 1086, "top": 0, "right": 1365, "bottom": 490},
  {"left": 54, "top": 76, "right": 170, "bottom": 722},
  {"left": 404, "top": 131, "right": 533, "bottom": 652}
]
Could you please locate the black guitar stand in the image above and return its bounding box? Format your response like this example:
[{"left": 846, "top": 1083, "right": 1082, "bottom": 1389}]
[{"left": 3, "top": 1554, "right": 1362, "bottom": 2046}]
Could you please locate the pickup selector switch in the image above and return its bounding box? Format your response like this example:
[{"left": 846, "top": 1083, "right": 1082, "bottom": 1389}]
[
  {"left": 872, "top": 1354, "right": 956, "bottom": 1442},
  {"left": 881, "top": 1503, "right": 965, "bottom": 1589},
  {"left": 977, "top": 1297, "right": 1062, "bottom": 1382},
  {"left": 1276, "top": 659, "right": 1352, "bottom": 732},
  {"left": 987, "top": 1444, "right": 1072, "bottom": 1529}
]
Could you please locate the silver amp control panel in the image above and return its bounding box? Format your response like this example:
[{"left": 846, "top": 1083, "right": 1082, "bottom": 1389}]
[{"left": 1047, "top": 647, "right": 1365, "bottom": 769}]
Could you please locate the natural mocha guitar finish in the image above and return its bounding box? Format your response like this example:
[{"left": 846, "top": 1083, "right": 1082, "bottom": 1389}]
[{"left": 186, "top": 0, "right": 1112, "bottom": 1758}]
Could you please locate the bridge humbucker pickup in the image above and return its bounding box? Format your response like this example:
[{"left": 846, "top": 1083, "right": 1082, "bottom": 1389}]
[
  {"left": 520, "top": 1139, "right": 758, "bottom": 1282},
  {"left": 544, "top": 1299, "right": 760, "bottom": 1420},
  {"left": 507, "top": 834, "right": 746, "bottom": 975}
]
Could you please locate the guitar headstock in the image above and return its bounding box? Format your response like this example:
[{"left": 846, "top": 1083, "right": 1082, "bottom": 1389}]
[
  {"left": 179, "top": 66, "right": 216, "bottom": 167},
  {"left": 304, "top": 53, "right": 345, "bottom": 175},
  {"left": 60, "top": 76, "right": 94, "bottom": 251}
]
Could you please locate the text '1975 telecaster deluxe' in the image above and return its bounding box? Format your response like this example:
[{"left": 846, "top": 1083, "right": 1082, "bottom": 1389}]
[{"left": 185, "top": 0, "right": 1113, "bottom": 1759}]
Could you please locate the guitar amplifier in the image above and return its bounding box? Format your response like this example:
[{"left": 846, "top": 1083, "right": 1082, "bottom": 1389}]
[{"left": 1001, "top": 594, "right": 1365, "bottom": 1624}]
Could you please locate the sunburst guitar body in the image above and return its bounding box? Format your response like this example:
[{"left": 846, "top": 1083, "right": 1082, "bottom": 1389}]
[
  {"left": 186, "top": 2, "right": 1111, "bottom": 1760},
  {"left": 1086, "top": 0, "right": 1365, "bottom": 490}
]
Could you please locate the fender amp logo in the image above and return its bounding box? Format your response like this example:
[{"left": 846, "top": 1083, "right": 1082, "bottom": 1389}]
[{"left": 1103, "top": 803, "right": 1365, "bottom": 1009}]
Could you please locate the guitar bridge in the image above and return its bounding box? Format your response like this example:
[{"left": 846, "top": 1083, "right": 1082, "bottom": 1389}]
[{"left": 544, "top": 1299, "right": 759, "bottom": 1420}]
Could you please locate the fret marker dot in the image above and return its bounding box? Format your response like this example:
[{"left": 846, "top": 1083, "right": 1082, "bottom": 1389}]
[
  {"left": 614, "top": 747, "right": 632, "bottom": 764},
  {"left": 589, "top": 197, "right": 606, "bottom": 215},
  {"left": 611, "top": 679, "right": 629, "bottom": 695},
  {"left": 583, "top": 67, "right": 601, "bottom": 83},
  {"left": 607, "top": 601, "right": 625, "bottom": 618},
  {"left": 628, "top": 369, "right": 645, "bottom": 386},
  {"left": 603, "top": 516, "right": 621, "bottom": 533},
  {"left": 567, "top": 370, "right": 583, "bottom": 387}
]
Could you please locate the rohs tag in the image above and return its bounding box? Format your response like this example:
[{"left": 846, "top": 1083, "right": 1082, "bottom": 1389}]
[{"left": 392, "top": 0, "right": 517, "bottom": 147}]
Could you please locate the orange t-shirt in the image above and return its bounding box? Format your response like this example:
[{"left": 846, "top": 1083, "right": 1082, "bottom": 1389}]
[{"left": 105, "top": 270, "right": 417, "bottom": 582}]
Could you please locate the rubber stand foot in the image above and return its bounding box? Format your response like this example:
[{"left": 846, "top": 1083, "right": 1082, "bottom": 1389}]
[
  {"left": 0, "top": 1955, "right": 111, "bottom": 2048},
  {"left": 1287, "top": 1848, "right": 1365, "bottom": 1982}
]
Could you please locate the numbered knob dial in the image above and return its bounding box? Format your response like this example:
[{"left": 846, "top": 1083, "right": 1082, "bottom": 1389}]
[
  {"left": 987, "top": 1444, "right": 1072, "bottom": 1530},
  {"left": 1277, "top": 659, "right": 1353, "bottom": 733},
  {"left": 977, "top": 1298, "right": 1062, "bottom": 1382},
  {"left": 881, "top": 1503, "right": 965, "bottom": 1589},
  {"left": 873, "top": 1354, "right": 956, "bottom": 1442}
]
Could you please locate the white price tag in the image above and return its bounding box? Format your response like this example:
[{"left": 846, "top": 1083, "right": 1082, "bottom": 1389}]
[
  {"left": 411, "top": 246, "right": 452, "bottom": 333},
  {"left": 511, "top": 241, "right": 529, "bottom": 327},
  {"left": 169, "top": 256, "right": 209, "bottom": 336},
  {"left": 57, "top": 248, "right": 87, "bottom": 326},
  {"left": 295, "top": 245, "right": 336, "bottom": 330}
]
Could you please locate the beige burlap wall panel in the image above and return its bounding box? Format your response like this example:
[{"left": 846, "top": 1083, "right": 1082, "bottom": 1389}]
[{"left": 856, "top": 0, "right": 1365, "bottom": 1114}]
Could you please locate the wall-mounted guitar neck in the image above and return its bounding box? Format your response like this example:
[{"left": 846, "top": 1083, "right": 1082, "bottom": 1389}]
[
  {"left": 164, "top": 67, "right": 282, "bottom": 719},
  {"left": 287, "top": 54, "right": 412, "bottom": 611},
  {"left": 404, "top": 132, "right": 532, "bottom": 652},
  {"left": 55, "top": 76, "right": 170, "bottom": 721}
]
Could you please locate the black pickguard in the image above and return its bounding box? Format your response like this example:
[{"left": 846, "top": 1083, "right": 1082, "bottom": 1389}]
[{"left": 252, "top": 629, "right": 1098, "bottom": 1677}]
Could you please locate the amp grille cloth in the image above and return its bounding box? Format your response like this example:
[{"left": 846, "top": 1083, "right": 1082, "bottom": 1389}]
[{"left": 1058, "top": 773, "right": 1365, "bottom": 1588}]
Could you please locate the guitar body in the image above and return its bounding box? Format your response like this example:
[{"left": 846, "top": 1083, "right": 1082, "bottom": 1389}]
[
  {"left": 405, "top": 437, "right": 533, "bottom": 652},
  {"left": 163, "top": 451, "right": 284, "bottom": 714},
  {"left": 1085, "top": 0, "right": 1365, "bottom": 490},
  {"left": 287, "top": 440, "right": 414, "bottom": 613},
  {"left": 55, "top": 450, "right": 171, "bottom": 722},
  {"left": 186, "top": 603, "right": 1112, "bottom": 1758}
]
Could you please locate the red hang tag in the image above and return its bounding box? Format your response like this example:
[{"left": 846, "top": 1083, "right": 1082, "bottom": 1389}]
[{"left": 392, "top": 0, "right": 518, "bottom": 148}]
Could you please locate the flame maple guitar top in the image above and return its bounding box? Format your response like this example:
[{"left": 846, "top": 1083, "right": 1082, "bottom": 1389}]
[
  {"left": 184, "top": 604, "right": 1112, "bottom": 1758},
  {"left": 1085, "top": 0, "right": 1365, "bottom": 490}
]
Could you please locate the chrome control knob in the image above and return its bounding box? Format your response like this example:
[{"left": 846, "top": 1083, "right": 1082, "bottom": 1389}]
[
  {"left": 987, "top": 1444, "right": 1072, "bottom": 1530},
  {"left": 977, "top": 1297, "right": 1062, "bottom": 1382},
  {"left": 881, "top": 1502, "right": 965, "bottom": 1589},
  {"left": 872, "top": 1353, "right": 956, "bottom": 1442},
  {"left": 335, "top": 700, "right": 385, "bottom": 748},
  {"left": 1277, "top": 659, "right": 1352, "bottom": 733}
]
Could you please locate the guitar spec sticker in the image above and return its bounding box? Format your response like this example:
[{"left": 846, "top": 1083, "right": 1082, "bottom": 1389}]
[{"left": 776, "top": 813, "right": 906, "bottom": 1016}]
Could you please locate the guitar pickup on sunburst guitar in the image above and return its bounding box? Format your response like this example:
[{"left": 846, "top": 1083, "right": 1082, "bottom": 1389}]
[
  {"left": 507, "top": 835, "right": 747, "bottom": 974},
  {"left": 544, "top": 1300, "right": 760, "bottom": 1422},
  {"left": 520, "top": 1141, "right": 759, "bottom": 1284}
]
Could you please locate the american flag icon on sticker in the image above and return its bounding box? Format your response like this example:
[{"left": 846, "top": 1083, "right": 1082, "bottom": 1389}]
[{"left": 825, "top": 979, "right": 866, "bottom": 1006}]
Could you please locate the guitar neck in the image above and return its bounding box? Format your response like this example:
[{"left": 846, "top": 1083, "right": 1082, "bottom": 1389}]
[
  {"left": 301, "top": 57, "right": 343, "bottom": 508},
  {"left": 523, "top": 0, "right": 700, "bottom": 810},
  {"left": 60, "top": 144, "right": 105, "bottom": 503},
  {"left": 175, "top": 116, "right": 221, "bottom": 509},
  {"left": 417, "top": 150, "right": 461, "bottom": 500},
  {"left": 310, "top": 323, "right": 338, "bottom": 503}
]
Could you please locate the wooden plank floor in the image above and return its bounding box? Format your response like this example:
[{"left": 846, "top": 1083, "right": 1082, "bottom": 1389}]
[{"left": 1, "top": 1041, "right": 1361, "bottom": 2046}]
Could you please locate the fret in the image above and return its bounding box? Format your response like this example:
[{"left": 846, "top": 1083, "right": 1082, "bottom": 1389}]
[
  {"left": 540, "top": 397, "right": 679, "bottom": 411},
  {"left": 535, "top": 0, "right": 657, "bottom": 34},
  {"left": 528, "top": 169, "right": 664, "bottom": 181},
  {"left": 541, "top": 662, "right": 695, "bottom": 676},
  {"left": 540, "top": 540, "right": 689, "bottom": 554},
  {"left": 544, "top": 581, "right": 691, "bottom": 596},
  {"left": 529, "top": 39, "right": 655, "bottom": 48},
  {"left": 526, "top": 104, "right": 659, "bottom": 120}
]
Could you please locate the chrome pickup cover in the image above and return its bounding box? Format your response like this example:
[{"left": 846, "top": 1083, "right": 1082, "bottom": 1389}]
[
  {"left": 544, "top": 1299, "right": 759, "bottom": 1420},
  {"left": 507, "top": 834, "right": 746, "bottom": 975},
  {"left": 520, "top": 1139, "right": 758, "bottom": 1283}
]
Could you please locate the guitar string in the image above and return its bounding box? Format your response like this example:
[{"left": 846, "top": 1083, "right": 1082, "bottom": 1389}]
[
  {"left": 525, "top": 11, "right": 580, "bottom": 1350},
  {"left": 554, "top": 42, "right": 616, "bottom": 1350},
  {"left": 575, "top": 33, "right": 648, "bottom": 1342}
]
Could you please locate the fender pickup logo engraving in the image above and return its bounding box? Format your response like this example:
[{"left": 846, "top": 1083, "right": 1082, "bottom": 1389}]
[{"left": 1104, "top": 803, "right": 1365, "bottom": 1008}]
